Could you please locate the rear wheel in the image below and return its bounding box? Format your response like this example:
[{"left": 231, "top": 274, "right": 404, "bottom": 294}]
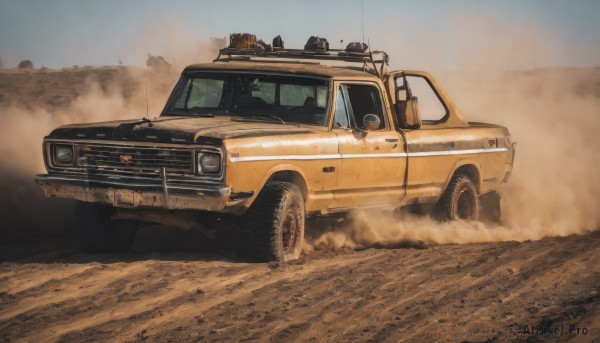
[
  {"left": 436, "top": 173, "right": 479, "bottom": 221},
  {"left": 75, "top": 202, "right": 138, "bottom": 253},
  {"left": 241, "top": 181, "right": 305, "bottom": 262}
]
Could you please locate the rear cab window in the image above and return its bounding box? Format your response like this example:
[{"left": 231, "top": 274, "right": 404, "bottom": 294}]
[{"left": 404, "top": 75, "right": 448, "bottom": 123}]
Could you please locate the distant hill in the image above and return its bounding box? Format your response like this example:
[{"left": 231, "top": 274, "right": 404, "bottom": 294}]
[{"left": 0, "top": 67, "right": 145, "bottom": 111}]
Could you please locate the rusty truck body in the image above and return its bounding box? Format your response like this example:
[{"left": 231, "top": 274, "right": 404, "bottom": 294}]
[{"left": 35, "top": 36, "right": 515, "bottom": 261}]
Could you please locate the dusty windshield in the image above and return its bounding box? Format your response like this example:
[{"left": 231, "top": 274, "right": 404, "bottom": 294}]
[{"left": 166, "top": 72, "right": 330, "bottom": 125}]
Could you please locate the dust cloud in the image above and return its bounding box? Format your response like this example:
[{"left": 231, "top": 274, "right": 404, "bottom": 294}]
[
  {"left": 308, "top": 11, "right": 600, "bottom": 250},
  {"left": 0, "top": 20, "right": 221, "bottom": 238},
  {"left": 306, "top": 68, "right": 600, "bottom": 251},
  {"left": 0, "top": 70, "right": 194, "bottom": 238},
  {"left": 0, "top": 68, "right": 172, "bottom": 237},
  {"left": 0, "top": 12, "right": 231, "bottom": 238}
]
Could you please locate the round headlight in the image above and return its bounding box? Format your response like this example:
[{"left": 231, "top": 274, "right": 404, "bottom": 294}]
[
  {"left": 199, "top": 153, "right": 220, "bottom": 174},
  {"left": 55, "top": 145, "right": 74, "bottom": 164}
]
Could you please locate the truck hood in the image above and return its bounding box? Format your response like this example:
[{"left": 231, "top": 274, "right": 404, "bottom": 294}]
[{"left": 48, "top": 116, "right": 316, "bottom": 144}]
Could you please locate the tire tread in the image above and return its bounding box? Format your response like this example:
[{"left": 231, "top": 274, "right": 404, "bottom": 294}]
[{"left": 242, "top": 182, "right": 303, "bottom": 262}]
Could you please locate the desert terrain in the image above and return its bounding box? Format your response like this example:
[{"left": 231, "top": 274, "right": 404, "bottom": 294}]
[
  {"left": 1, "top": 229, "right": 598, "bottom": 342},
  {"left": 0, "top": 67, "right": 599, "bottom": 342}
]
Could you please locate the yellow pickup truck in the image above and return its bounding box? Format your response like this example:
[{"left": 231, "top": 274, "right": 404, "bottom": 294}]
[{"left": 35, "top": 35, "right": 515, "bottom": 261}]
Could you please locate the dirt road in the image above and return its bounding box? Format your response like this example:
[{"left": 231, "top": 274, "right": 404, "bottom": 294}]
[{"left": 1, "top": 230, "right": 598, "bottom": 342}]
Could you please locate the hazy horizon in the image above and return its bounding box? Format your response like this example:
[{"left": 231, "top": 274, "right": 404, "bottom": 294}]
[{"left": 0, "top": 0, "right": 599, "bottom": 71}]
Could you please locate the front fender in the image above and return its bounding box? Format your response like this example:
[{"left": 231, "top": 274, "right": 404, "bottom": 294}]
[{"left": 242, "top": 164, "right": 310, "bottom": 209}]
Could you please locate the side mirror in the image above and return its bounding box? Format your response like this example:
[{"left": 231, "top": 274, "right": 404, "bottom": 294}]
[
  {"left": 408, "top": 96, "right": 422, "bottom": 129},
  {"left": 395, "top": 74, "right": 422, "bottom": 130},
  {"left": 362, "top": 114, "right": 381, "bottom": 131},
  {"left": 397, "top": 96, "right": 421, "bottom": 129}
]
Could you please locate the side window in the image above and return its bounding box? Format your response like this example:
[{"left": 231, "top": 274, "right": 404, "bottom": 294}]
[
  {"left": 333, "top": 87, "right": 350, "bottom": 128},
  {"left": 405, "top": 76, "right": 447, "bottom": 121},
  {"left": 344, "top": 84, "right": 387, "bottom": 130}
]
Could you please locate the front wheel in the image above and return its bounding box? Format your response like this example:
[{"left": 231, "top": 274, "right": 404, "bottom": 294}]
[
  {"left": 242, "top": 182, "right": 305, "bottom": 262},
  {"left": 75, "top": 202, "right": 138, "bottom": 253},
  {"left": 436, "top": 173, "right": 480, "bottom": 221}
]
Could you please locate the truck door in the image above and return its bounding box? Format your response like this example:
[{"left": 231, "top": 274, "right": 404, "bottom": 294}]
[
  {"left": 388, "top": 71, "right": 472, "bottom": 203},
  {"left": 328, "top": 82, "right": 406, "bottom": 210}
]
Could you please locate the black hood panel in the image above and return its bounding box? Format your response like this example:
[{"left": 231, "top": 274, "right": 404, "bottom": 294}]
[{"left": 48, "top": 116, "right": 316, "bottom": 144}]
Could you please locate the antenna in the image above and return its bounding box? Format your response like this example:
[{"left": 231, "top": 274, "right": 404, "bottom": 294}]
[
  {"left": 361, "top": 0, "right": 365, "bottom": 44},
  {"left": 145, "top": 81, "right": 149, "bottom": 119}
]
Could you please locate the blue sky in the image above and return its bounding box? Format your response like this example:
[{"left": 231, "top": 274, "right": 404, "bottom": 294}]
[{"left": 0, "top": 0, "right": 598, "bottom": 70}]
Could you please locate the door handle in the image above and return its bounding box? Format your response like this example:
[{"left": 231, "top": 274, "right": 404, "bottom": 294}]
[{"left": 385, "top": 138, "right": 399, "bottom": 143}]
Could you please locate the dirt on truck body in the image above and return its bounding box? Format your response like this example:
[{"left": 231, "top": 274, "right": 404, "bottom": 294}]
[{"left": 35, "top": 34, "right": 516, "bottom": 261}]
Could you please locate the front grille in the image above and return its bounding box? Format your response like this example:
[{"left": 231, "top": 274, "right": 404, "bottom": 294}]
[{"left": 79, "top": 144, "right": 194, "bottom": 175}]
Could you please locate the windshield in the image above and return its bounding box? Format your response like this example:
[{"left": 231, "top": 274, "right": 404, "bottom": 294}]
[{"left": 165, "top": 72, "right": 330, "bottom": 125}]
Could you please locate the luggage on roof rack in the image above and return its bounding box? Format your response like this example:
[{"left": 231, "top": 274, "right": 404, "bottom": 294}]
[
  {"left": 213, "top": 34, "right": 390, "bottom": 78},
  {"left": 304, "top": 36, "right": 330, "bottom": 51}
]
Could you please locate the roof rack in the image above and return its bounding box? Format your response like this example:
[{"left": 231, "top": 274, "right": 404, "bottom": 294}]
[{"left": 214, "top": 47, "right": 390, "bottom": 79}]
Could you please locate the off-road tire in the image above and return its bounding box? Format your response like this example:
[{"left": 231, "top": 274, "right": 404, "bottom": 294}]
[
  {"left": 75, "top": 202, "right": 138, "bottom": 253},
  {"left": 436, "top": 173, "right": 480, "bottom": 221},
  {"left": 242, "top": 181, "right": 305, "bottom": 262}
]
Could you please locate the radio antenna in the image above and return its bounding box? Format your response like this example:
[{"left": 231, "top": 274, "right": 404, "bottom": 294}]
[
  {"left": 361, "top": 0, "right": 365, "bottom": 44},
  {"left": 145, "top": 81, "right": 149, "bottom": 119}
]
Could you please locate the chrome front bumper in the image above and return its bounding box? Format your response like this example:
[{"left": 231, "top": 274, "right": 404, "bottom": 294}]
[{"left": 35, "top": 174, "right": 246, "bottom": 213}]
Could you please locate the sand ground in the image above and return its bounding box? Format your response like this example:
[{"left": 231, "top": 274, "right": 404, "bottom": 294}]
[{"left": 1, "top": 230, "right": 598, "bottom": 342}]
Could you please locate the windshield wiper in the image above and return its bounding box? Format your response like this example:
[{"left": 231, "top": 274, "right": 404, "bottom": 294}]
[
  {"left": 231, "top": 114, "right": 286, "bottom": 125},
  {"left": 254, "top": 114, "right": 286, "bottom": 124},
  {"left": 166, "top": 108, "right": 215, "bottom": 118}
]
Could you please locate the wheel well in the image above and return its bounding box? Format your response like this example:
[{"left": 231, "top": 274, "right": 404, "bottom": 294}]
[
  {"left": 453, "top": 164, "right": 480, "bottom": 193},
  {"left": 267, "top": 171, "right": 308, "bottom": 202}
]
